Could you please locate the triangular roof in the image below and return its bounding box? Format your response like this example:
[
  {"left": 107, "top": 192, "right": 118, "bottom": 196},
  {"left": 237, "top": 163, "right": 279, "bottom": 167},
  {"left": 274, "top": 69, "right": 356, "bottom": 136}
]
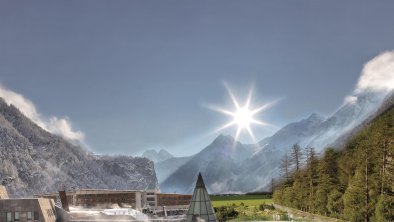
[{"left": 186, "top": 173, "right": 217, "bottom": 222}]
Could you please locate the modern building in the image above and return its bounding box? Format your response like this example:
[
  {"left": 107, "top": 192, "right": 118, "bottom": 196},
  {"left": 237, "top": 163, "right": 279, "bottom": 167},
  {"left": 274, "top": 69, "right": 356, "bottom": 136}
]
[
  {"left": 0, "top": 186, "right": 57, "bottom": 222},
  {"left": 157, "top": 193, "right": 192, "bottom": 209},
  {"left": 186, "top": 173, "right": 217, "bottom": 222},
  {"left": 36, "top": 189, "right": 192, "bottom": 211}
]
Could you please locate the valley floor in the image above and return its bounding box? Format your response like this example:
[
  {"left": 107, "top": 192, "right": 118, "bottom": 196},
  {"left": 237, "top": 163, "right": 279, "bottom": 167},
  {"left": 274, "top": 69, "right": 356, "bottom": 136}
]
[{"left": 210, "top": 195, "right": 347, "bottom": 221}]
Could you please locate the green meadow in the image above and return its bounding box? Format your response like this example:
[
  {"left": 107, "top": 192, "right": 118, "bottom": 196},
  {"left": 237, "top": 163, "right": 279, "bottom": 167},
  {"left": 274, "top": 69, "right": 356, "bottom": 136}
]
[
  {"left": 210, "top": 194, "right": 273, "bottom": 208},
  {"left": 209, "top": 194, "right": 288, "bottom": 221}
]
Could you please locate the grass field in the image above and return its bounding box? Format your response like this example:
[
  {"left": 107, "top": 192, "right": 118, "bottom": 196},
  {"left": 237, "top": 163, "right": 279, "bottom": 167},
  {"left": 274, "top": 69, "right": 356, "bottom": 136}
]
[
  {"left": 210, "top": 194, "right": 273, "bottom": 208},
  {"left": 209, "top": 194, "right": 285, "bottom": 221}
]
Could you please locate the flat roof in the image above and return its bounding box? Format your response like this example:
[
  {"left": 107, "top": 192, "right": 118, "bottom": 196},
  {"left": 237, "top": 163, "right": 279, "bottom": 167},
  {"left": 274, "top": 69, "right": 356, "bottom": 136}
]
[{"left": 36, "top": 189, "right": 159, "bottom": 196}]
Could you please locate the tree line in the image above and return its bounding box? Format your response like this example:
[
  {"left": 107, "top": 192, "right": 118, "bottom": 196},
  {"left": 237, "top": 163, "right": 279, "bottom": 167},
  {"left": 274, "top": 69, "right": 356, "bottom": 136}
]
[{"left": 273, "top": 107, "right": 394, "bottom": 222}]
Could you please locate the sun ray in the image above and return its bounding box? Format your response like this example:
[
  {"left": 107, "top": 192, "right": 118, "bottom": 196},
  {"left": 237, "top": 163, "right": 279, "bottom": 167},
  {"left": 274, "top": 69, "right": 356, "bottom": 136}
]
[
  {"left": 245, "top": 84, "right": 254, "bottom": 109},
  {"left": 246, "top": 125, "right": 256, "bottom": 142},
  {"left": 251, "top": 103, "right": 271, "bottom": 115},
  {"left": 235, "top": 127, "right": 242, "bottom": 141},
  {"left": 207, "top": 105, "right": 235, "bottom": 116},
  {"left": 215, "top": 120, "right": 236, "bottom": 133},
  {"left": 224, "top": 82, "right": 240, "bottom": 109},
  {"left": 252, "top": 119, "right": 278, "bottom": 130},
  {"left": 251, "top": 119, "right": 267, "bottom": 125},
  {"left": 210, "top": 84, "right": 276, "bottom": 141}
]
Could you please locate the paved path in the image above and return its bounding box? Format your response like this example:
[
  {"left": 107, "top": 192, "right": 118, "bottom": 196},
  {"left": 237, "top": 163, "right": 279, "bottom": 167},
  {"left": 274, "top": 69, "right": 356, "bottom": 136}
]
[{"left": 273, "top": 204, "right": 348, "bottom": 222}]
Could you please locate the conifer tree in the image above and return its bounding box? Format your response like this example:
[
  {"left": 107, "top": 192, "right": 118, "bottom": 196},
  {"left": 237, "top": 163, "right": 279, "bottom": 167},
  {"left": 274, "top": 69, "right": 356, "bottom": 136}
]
[
  {"left": 314, "top": 148, "right": 338, "bottom": 215},
  {"left": 291, "top": 143, "right": 303, "bottom": 173},
  {"left": 305, "top": 147, "right": 318, "bottom": 212},
  {"left": 279, "top": 153, "right": 291, "bottom": 183}
]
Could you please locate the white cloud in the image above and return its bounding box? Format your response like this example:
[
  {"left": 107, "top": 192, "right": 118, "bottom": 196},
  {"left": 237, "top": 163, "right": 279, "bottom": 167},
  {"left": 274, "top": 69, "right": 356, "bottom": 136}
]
[
  {"left": 0, "top": 85, "right": 47, "bottom": 128},
  {"left": 344, "top": 51, "right": 394, "bottom": 104},
  {"left": 0, "top": 84, "right": 85, "bottom": 143},
  {"left": 48, "top": 117, "right": 85, "bottom": 142},
  {"left": 344, "top": 95, "right": 358, "bottom": 104},
  {"left": 355, "top": 51, "right": 394, "bottom": 93}
]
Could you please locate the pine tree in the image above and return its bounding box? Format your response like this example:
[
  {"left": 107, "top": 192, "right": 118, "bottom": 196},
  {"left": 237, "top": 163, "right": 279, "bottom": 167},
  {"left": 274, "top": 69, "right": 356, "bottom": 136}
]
[
  {"left": 279, "top": 153, "right": 291, "bottom": 183},
  {"left": 270, "top": 178, "right": 275, "bottom": 193},
  {"left": 374, "top": 194, "right": 394, "bottom": 221},
  {"left": 343, "top": 169, "right": 370, "bottom": 222},
  {"left": 314, "top": 148, "right": 338, "bottom": 215},
  {"left": 273, "top": 107, "right": 394, "bottom": 222},
  {"left": 305, "top": 147, "right": 318, "bottom": 212},
  {"left": 291, "top": 143, "right": 303, "bottom": 173}
]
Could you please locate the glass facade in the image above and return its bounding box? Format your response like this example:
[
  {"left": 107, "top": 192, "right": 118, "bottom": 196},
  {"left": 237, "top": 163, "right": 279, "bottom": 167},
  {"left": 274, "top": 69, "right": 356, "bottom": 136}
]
[
  {"left": 34, "top": 211, "right": 39, "bottom": 220},
  {"left": 6, "top": 212, "right": 11, "bottom": 222},
  {"left": 186, "top": 173, "right": 217, "bottom": 222},
  {"left": 14, "top": 212, "right": 19, "bottom": 221}
]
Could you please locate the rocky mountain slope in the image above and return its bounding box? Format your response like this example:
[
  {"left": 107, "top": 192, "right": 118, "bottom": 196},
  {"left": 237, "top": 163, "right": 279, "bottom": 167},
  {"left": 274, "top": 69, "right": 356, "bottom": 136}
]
[
  {"left": 331, "top": 90, "right": 394, "bottom": 149},
  {"left": 0, "top": 98, "right": 158, "bottom": 197}
]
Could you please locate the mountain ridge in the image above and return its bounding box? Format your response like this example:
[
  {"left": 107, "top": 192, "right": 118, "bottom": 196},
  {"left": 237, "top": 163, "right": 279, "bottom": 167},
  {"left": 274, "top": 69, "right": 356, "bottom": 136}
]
[
  {"left": 159, "top": 90, "right": 393, "bottom": 194},
  {"left": 0, "top": 98, "right": 158, "bottom": 197}
]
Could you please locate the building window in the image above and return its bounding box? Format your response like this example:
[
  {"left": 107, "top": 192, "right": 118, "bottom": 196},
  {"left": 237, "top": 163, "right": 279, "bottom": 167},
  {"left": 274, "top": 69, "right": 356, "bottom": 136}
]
[
  {"left": 6, "top": 212, "right": 11, "bottom": 222},
  {"left": 34, "top": 211, "right": 39, "bottom": 220},
  {"left": 14, "top": 212, "right": 19, "bottom": 221},
  {"left": 27, "top": 212, "right": 33, "bottom": 220}
]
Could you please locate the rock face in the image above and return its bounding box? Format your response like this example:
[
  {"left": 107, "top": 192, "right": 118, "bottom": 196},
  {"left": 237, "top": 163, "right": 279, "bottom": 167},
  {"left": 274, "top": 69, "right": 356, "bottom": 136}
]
[
  {"left": 160, "top": 90, "right": 394, "bottom": 194},
  {"left": 0, "top": 98, "right": 158, "bottom": 197}
]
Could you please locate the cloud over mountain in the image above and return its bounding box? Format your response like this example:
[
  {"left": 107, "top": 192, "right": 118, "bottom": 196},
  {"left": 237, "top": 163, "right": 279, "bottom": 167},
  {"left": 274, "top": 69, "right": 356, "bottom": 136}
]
[
  {"left": 343, "top": 51, "right": 394, "bottom": 105},
  {"left": 0, "top": 84, "right": 85, "bottom": 143},
  {"left": 355, "top": 51, "right": 394, "bottom": 93}
]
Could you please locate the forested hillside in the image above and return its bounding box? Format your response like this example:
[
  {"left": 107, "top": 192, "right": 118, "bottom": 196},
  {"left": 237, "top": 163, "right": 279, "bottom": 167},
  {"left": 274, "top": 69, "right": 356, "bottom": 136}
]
[{"left": 273, "top": 105, "right": 394, "bottom": 222}]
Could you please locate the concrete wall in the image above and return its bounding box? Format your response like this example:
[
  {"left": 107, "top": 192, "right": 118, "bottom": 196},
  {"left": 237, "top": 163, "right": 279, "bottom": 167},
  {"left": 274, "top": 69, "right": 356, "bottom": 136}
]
[
  {"left": 0, "top": 198, "right": 56, "bottom": 222},
  {"left": 0, "top": 185, "right": 9, "bottom": 199}
]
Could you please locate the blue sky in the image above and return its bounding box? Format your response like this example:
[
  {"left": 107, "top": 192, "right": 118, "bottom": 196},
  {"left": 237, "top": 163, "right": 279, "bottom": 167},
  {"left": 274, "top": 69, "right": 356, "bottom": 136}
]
[{"left": 1, "top": 1, "right": 394, "bottom": 156}]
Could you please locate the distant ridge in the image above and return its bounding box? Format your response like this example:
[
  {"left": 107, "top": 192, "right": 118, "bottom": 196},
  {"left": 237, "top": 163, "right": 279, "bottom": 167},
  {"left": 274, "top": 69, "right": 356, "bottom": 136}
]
[{"left": 142, "top": 149, "right": 174, "bottom": 163}]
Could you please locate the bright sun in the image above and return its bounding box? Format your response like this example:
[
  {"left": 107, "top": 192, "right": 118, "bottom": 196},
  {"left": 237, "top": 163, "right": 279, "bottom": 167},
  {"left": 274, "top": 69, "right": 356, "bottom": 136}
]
[
  {"left": 209, "top": 83, "right": 275, "bottom": 142},
  {"left": 233, "top": 107, "right": 254, "bottom": 129}
]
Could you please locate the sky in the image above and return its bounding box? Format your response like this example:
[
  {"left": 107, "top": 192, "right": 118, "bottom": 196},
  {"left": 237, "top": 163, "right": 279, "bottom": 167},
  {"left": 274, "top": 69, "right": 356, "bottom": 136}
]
[{"left": 1, "top": 1, "right": 394, "bottom": 156}]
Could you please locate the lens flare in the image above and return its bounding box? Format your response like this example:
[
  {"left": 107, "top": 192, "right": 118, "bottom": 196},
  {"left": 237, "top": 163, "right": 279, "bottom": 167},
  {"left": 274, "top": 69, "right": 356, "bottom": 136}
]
[{"left": 209, "top": 83, "right": 275, "bottom": 142}]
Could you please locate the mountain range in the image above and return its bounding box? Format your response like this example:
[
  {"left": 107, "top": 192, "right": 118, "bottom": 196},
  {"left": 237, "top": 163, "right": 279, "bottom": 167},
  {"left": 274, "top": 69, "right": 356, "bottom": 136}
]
[
  {"left": 0, "top": 98, "right": 158, "bottom": 197},
  {"left": 1, "top": 89, "right": 392, "bottom": 196},
  {"left": 159, "top": 90, "right": 394, "bottom": 194}
]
